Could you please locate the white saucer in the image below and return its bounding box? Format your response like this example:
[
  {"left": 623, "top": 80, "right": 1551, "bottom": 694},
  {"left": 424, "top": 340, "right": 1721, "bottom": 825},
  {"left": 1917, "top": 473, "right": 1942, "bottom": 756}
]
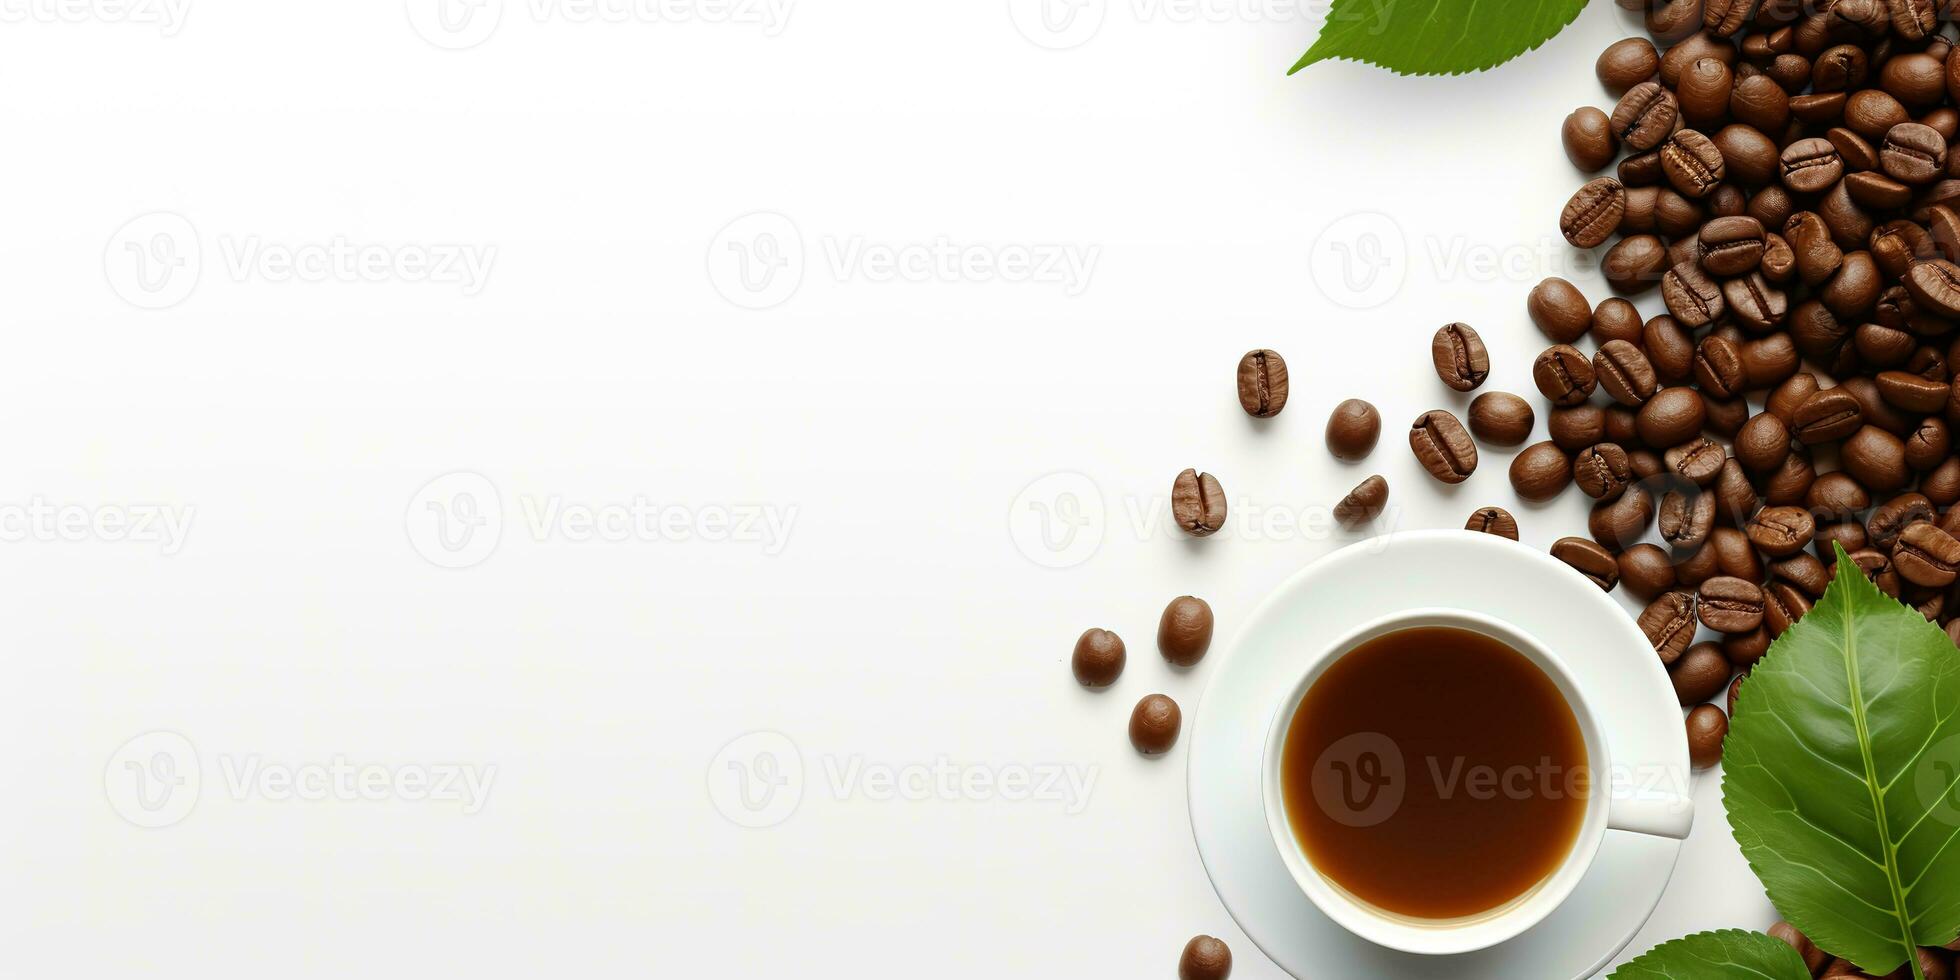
[{"left": 1188, "top": 530, "right": 1692, "bottom": 979}]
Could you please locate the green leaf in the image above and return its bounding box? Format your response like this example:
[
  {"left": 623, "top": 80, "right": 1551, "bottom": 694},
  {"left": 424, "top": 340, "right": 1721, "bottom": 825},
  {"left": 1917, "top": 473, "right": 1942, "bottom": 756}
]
[
  {"left": 1723, "top": 543, "right": 1960, "bottom": 978},
  {"left": 1608, "top": 929, "right": 1812, "bottom": 980},
  {"left": 1290, "top": 0, "right": 1588, "bottom": 76}
]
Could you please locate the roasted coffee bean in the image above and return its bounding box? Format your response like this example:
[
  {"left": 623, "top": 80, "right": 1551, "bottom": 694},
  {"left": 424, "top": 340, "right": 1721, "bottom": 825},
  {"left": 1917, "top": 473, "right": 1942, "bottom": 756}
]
[
  {"left": 1711, "top": 526, "right": 1765, "bottom": 581},
  {"left": 1699, "top": 576, "right": 1767, "bottom": 633},
  {"left": 1172, "top": 469, "right": 1227, "bottom": 537},
  {"left": 1564, "top": 107, "right": 1619, "bottom": 171},
  {"left": 1598, "top": 37, "right": 1661, "bottom": 93},
  {"left": 1072, "top": 628, "right": 1126, "bottom": 688},
  {"left": 1714, "top": 460, "right": 1760, "bottom": 526},
  {"left": 1607, "top": 407, "right": 1643, "bottom": 449},
  {"left": 1619, "top": 544, "right": 1679, "bottom": 600},
  {"left": 1662, "top": 261, "right": 1727, "bottom": 327},
  {"left": 1749, "top": 188, "right": 1795, "bottom": 234},
  {"left": 1602, "top": 234, "right": 1670, "bottom": 291},
  {"left": 1817, "top": 520, "right": 1870, "bottom": 556},
  {"left": 1785, "top": 212, "right": 1845, "bottom": 286},
  {"left": 1749, "top": 504, "right": 1818, "bottom": 557},
  {"left": 1562, "top": 177, "right": 1627, "bottom": 248},
  {"left": 1672, "top": 643, "right": 1735, "bottom": 705},
  {"left": 1791, "top": 387, "right": 1864, "bottom": 442},
  {"left": 1640, "top": 591, "right": 1700, "bottom": 664},
  {"left": 1732, "top": 76, "right": 1792, "bottom": 132},
  {"left": 1534, "top": 345, "right": 1597, "bottom": 407},
  {"left": 1640, "top": 387, "right": 1707, "bottom": 447},
  {"left": 1698, "top": 216, "right": 1766, "bottom": 277},
  {"left": 1763, "top": 580, "right": 1813, "bottom": 636},
  {"left": 1575, "top": 443, "right": 1634, "bottom": 501},
  {"left": 1326, "top": 399, "right": 1381, "bottom": 461},
  {"left": 1842, "top": 377, "right": 1911, "bottom": 436},
  {"left": 1662, "top": 129, "right": 1727, "bottom": 197},
  {"left": 1772, "top": 552, "right": 1831, "bottom": 596},
  {"left": 1848, "top": 170, "right": 1915, "bottom": 210},
  {"left": 1881, "top": 121, "right": 1948, "bottom": 184},
  {"left": 1766, "top": 373, "right": 1819, "bottom": 423},
  {"left": 1735, "top": 412, "right": 1793, "bottom": 474},
  {"left": 1716, "top": 122, "right": 1782, "bottom": 185},
  {"left": 1723, "top": 273, "right": 1789, "bottom": 331},
  {"left": 1694, "top": 334, "right": 1748, "bottom": 399},
  {"left": 1553, "top": 536, "right": 1620, "bottom": 591},
  {"left": 1762, "top": 447, "right": 1817, "bottom": 506},
  {"left": 1158, "top": 596, "right": 1214, "bottom": 667},
  {"left": 1591, "top": 298, "right": 1643, "bottom": 346},
  {"left": 1883, "top": 51, "right": 1945, "bottom": 103},
  {"left": 1821, "top": 251, "right": 1882, "bottom": 319},
  {"left": 1613, "top": 82, "right": 1681, "bottom": 152},
  {"left": 1129, "top": 694, "right": 1181, "bottom": 755},
  {"left": 1178, "top": 936, "right": 1232, "bottom": 980},
  {"left": 1808, "top": 471, "right": 1872, "bottom": 518},
  {"left": 1924, "top": 458, "right": 1960, "bottom": 505},
  {"left": 1666, "top": 436, "right": 1728, "bottom": 486},
  {"left": 1591, "top": 483, "right": 1655, "bottom": 552},
  {"left": 1855, "top": 322, "right": 1914, "bottom": 370},
  {"left": 1529, "top": 278, "right": 1594, "bottom": 343},
  {"left": 1644, "top": 315, "right": 1697, "bottom": 384},
  {"left": 1660, "top": 31, "right": 1731, "bottom": 85},
  {"left": 1466, "top": 392, "right": 1534, "bottom": 447},
  {"left": 1674, "top": 542, "right": 1720, "bottom": 588},
  {"left": 1906, "top": 258, "right": 1960, "bottom": 316},
  {"left": 1410, "top": 411, "right": 1478, "bottom": 484},
  {"left": 1431, "top": 324, "right": 1489, "bottom": 392},
  {"left": 1661, "top": 488, "right": 1718, "bottom": 551},
  {"left": 1908, "top": 417, "right": 1952, "bottom": 472},
  {"left": 1781, "top": 137, "right": 1846, "bottom": 193},
  {"left": 1869, "top": 492, "right": 1936, "bottom": 550},
  {"left": 1334, "top": 475, "right": 1390, "bottom": 528},
  {"left": 1679, "top": 58, "right": 1735, "bottom": 125},
  {"left": 1877, "top": 368, "right": 1949, "bottom": 413},
  {"left": 1687, "top": 704, "right": 1728, "bottom": 770},
  {"left": 1726, "top": 632, "right": 1769, "bottom": 673},
  {"left": 1829, "top": 124, "right": 1882, "bottom": 172},
  {"left": 1844, "top": 547, "right": 1904, "bottom": 597},
  {"left": 1466, "top": 506, "right": 1519, "bottom": 540},
  {"left": 1740, "top": 334, "right": 1801, "bottom": 389},
  {"left": 1842, "top": 424, "right": 1911, "bottom": 491},
  {"left": 1895, "top": 520, "right": 1960, "bottom": 585},
  {"left": 1549, "top": 405, "right": 1608, "bottom": 452},
  {"left": 1819, "top": 182, "right": 1874, "bottom": 252},
  {"left": 1594, "top": 340, "right": 1658, "bottom": 406},
  {"left": 1510, "top": 442, "right": 1573, "bottom": 502},
  {"left": 1235, "top": 349, "right": 1288, "bottom": 418}
]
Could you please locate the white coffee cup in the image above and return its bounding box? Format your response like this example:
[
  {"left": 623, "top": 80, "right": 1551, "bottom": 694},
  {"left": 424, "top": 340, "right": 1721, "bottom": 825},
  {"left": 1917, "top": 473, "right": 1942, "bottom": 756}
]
[{"left": 1260, "top": 607, "right": 1694, "bottom": 956}]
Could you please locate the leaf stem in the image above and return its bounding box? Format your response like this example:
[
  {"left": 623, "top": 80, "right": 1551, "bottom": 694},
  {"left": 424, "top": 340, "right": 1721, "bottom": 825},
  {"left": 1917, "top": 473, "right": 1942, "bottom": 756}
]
[{"left": 1839, "top": 589, "right": 1924, "bottom": 979}]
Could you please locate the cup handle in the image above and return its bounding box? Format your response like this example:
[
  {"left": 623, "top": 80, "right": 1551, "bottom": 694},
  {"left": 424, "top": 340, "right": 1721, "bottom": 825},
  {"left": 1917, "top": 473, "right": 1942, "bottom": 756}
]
[{"left": 1607, "top": 794, "right": 1694, "bottom": 840}]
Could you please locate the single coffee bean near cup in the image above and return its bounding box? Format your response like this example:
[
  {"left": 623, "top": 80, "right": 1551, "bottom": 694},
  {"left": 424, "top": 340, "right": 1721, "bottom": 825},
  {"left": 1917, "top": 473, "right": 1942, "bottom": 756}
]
[
  {"left": 1172, "top": 469, "right": 1227, "bottom": 537},
  {"left": 1466, "top": 506, "right": 1519, "bottom": 539},
  {"left": 1619, "top": 544, "right": 1678, "bottom": 601},
  {"left": 1325, "top": 399, "right": 1381, "bottom": 461},
  {"left": 1410, "top": 410, "right": 1478, "bottom": 484},
  {"left": 1334, "top": 475, "right": 1390, "bottom": 528},
  {"left": 1686, "top": 704, "right": 1728, "bottom": 770},
  {"left": 1432, "top": 323, "right": 1490, "bottom": 391},
  {"left": 1590, "top": 483, "right": 1655, "bottom": 553},
  {"left": 1670, "top": 643, "right": 1733, "bottom": 706},
  {"left": 1698, "top": 577, "right": 1766, "bottom": 634},
  {"left": 1468, "top": 392, "right": 1535, "bottom": 446},
  {"left": 1177, "top": 936, "right": 1231, "bottom": 980},
  {"left": 1639, "top": 591, "right": 1698, "bottom": 665},
  {"left": 1235, "top": 349, "right": 1288, "bottom": 418},
  {"left": 1071, "top": 629, "right": 1125, "bottom": 688},
  {"left": 1552, "top": 537, "right": 1619, "bottom": 591},
  {"left": 1510, "top": 442, "right": 1573, "bottom": 502},
  {"left": 1278, "top": 626, "right": 1589, "bottom": 920},
  {"left": 1157, "top": 596, "right": 1213, "bottom": 667},
  {"left": 1129, "top": 694, "right": 1181, "bottom": 755}
]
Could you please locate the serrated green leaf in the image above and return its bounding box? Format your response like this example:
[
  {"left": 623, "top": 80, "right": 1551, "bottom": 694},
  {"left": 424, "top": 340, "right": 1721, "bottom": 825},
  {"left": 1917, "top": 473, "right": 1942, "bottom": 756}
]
[
  {"left": 1608, "top": 929, "right": 1812, "bottom": 980},
  {"left": 1290, "top": 0, "right": 1588, "bottom": 76},
  {"left": 1723, "top": 543, "right": 1960, "bottom": 978}
]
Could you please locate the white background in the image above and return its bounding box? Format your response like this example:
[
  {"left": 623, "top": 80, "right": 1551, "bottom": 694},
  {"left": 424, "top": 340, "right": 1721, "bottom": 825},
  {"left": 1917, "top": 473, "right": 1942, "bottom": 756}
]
[{"left": 0, "top": 0, "right": 1772, "bottom": 975}]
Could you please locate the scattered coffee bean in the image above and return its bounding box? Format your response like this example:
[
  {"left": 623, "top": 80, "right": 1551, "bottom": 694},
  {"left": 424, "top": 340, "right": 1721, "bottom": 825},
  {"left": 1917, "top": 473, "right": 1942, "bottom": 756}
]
[
  {"left": 1235, "top": 349, "right": 1288, "bottom": 418},
  {"left": 1468, "top": 392, "right": 1535, "bottom": 447},
  {"left": 1619, "top": 544, "right": 1678, "bottom": 600},
  {"left": 1335, "top": 475, "right": 1390, "bottom": 528},
  {"left": 1597, "top": 37, "right": 1659, "bottom": 94},
  {"left": 1410, "top": 410, "right": 1478, "bottom": 484},
  {"left": 1172, "top": 469, "right": 1226, "bottom": 537},
  {"left": 1671, "top": 643, "right": 1733, "bottom": 706},
  {"left": 1564, "top": 107, "right": 1618, "bottom": 171},
  {"left": 1592, "top": 483, "right": 1656, "bottom": 552},
  {"left": 1563, "top": 178, "right": 1627, "bottom": 248},
  {"left": 1178, "top": 936, "right": 1232, "bottom": 980},
  {"left": 1747, "top": 505, "right": 1817, "bottom": 558},
  {"left": 1640, "top": 591, "right": 1699, "bottom": 664},
  {"left": 1553, "top": 537, "right": 1619, "bottom": 591},
  {"left": 1466, "top": 506, "right": 1519, "bottom": 540},
  {"left": 1325, "top": 399, "right": 1381, "bottom": 461},
  {"left": 1071, "top": 628, "right": 1125, "bottom": 688},
  {"left": 1528, "top": 278, "right": 1593, "bottom": 342},
  {"left": 1734, "top": 412, "right": 1792, "bottom": 475},
  {"left": 1666, "top": 437, "right": 1727, "bottom": 487},
  {"left": 1724, "top": 628, "right": 1770, "bottom": 671},
  {"left": 1510, "top": 442, "right": 1573, "bottom": 503},
  {"left": 1129, "top": 694, "right": 1181, "bottom": 755},
  {"left": 1594, "top": 340, "right": 1657, "bottom": 406},
  {"left": 1157, "top": 597, "right": 1213, "bottom": 668},
  {"left": 1613, "top": 82, "right": 1679, "bottom": 152},
  {"left": 1698, "top": 576, "right": 1766, "bottom": 634},
  {"left": 1638, "top": 387, "right": 1706, "bottom": 446},
  {"left": 1431, "top": 323, "right": 1490, "bottom": 392},
  {"left": 1660, "top": 488, "right": 1716, "bottom": 552},
  {"left": 1534, "top": 345, "right": 1597, "bottom": 407},
  {"left": 1895, "top": 521, "right": 1960, "bottom": 586},
  {"left": 1686, "top": 704, "right": 1728, "bottom": 770}
]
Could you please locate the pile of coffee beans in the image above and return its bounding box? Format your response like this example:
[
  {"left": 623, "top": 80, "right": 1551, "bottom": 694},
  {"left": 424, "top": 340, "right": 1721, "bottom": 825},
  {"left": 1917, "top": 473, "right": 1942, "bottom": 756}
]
[
  {"left": 1769, "top": 919, "right": 1956, "bottom": 979},
  {"left": 1530, "top": 0, "right": 1960, "bottom": 768}
]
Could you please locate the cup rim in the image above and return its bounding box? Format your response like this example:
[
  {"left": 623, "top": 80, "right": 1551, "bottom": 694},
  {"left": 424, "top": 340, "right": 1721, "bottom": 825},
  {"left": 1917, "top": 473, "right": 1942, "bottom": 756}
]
[{"left": 1259, "top": 607, "right": 1612, "bottom": 956}]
